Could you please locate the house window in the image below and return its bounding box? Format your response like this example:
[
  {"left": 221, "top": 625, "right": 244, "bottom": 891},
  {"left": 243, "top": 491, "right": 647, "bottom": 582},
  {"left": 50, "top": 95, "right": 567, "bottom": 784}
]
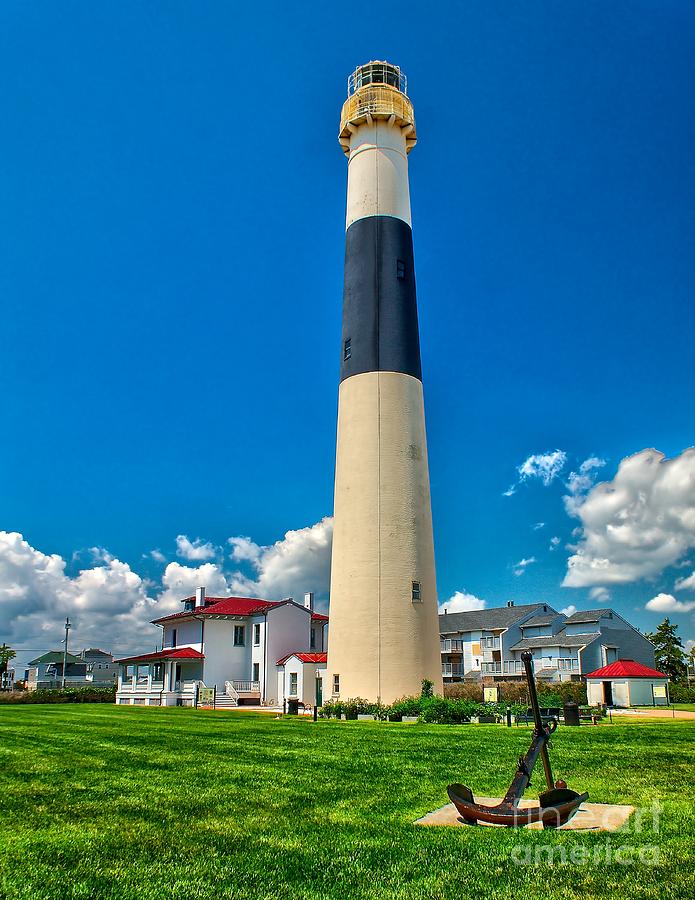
[
  {"left": 152, "top": 662, "right": 163, "bottom": 682},
  {"left": 412, "top": 581, "right": 422, "bottom": 602},
  {"left": 310, "top": 628, "right": 316, "bottom": 650},
  {"left": 333, "top": 674, "right": 340, "bottom": 695},
  {"left": 252, "top": 662, "right": 260, "bottom": 682},
  {"left": 289, "top": 673, "right": 298, "bottom": 696},
  {"left": 396, "top": 259, "right": 405, "bottom": 279},
  {"left": 234, "top": 625, "right": 245, "bottom": 646},
  {"left": 171, "top": 629, "right": 177, "bottom": 648},
  {"left": 344, "top": 338, "right": 351, "bottom": 360},
  {"left": 253, "top": 623, "right": 261, "bottom": 646}
]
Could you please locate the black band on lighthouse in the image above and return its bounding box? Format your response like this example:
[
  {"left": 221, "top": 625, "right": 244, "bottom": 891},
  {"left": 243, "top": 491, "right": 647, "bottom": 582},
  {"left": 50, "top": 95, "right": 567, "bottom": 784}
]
[{"left": 340, "top": 215, "right": 422, "bottom": 383}]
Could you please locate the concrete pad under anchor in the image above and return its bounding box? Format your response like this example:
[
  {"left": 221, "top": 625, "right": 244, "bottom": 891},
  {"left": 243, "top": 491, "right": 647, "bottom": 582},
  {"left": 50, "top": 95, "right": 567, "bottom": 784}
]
[{"left": 414, "top": 798, "right": 635, "bottom": 831}]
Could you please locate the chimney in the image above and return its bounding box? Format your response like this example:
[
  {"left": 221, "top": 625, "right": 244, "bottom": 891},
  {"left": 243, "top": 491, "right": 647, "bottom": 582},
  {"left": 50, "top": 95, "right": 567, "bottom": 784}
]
[
  {"left": 195, "top": 586, "right": 206, "bottom": 608},
  {"left": 304, "top": 592, "right": 314, "bottom": 611}
]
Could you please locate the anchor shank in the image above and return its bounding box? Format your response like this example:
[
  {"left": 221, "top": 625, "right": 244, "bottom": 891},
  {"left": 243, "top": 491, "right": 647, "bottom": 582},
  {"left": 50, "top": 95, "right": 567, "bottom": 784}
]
[
  {"left": 502, "top": 729, "right": 549, "bottom": 805},
  {"left": 522, "top": 651, "right": 555, "bottom": 790}
]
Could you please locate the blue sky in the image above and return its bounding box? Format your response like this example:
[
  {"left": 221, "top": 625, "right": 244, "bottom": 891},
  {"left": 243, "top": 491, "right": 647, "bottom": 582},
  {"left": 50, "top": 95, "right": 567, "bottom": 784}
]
[{"left": 2, "top": 2, "right": 694, "bottom": 668}]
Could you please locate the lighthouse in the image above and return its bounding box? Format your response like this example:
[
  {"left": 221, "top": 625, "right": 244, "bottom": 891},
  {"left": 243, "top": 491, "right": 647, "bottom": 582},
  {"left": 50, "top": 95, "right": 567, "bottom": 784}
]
[{"left": 327, "top": 62, "right": 443, "bottom": 704}]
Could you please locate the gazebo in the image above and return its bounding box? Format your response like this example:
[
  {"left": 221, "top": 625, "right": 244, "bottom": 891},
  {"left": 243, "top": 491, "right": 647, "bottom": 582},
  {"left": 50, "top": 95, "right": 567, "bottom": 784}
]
[{"left": 585, "top": 659, "right": 669, "bottom": 707}]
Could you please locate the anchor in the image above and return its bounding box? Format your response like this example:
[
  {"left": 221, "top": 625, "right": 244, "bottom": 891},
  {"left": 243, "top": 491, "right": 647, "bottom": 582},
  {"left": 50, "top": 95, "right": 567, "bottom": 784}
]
[{"left": 447, "top": 651, "right": 588, "bottom": 828}]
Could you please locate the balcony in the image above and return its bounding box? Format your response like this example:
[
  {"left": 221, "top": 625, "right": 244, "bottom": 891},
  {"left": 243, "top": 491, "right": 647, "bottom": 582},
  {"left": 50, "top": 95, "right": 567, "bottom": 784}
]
[
  {"left": 442, "top": 663, "right": 465, "bottom": 678},
  {"left": 481, "top": 658, "right": 580, "bottom": 676},
  {"left": 440, "top": 639, "right": 466, "bottom": 653},
  {"left": 480, "top": 637, "right": 501, "bottom": 651}
]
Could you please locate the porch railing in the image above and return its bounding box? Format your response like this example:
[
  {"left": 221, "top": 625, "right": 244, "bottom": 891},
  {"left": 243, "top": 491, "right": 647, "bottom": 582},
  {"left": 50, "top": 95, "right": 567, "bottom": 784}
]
[{"left": 440, "top": 639, "right": 466, "bottom": 653}]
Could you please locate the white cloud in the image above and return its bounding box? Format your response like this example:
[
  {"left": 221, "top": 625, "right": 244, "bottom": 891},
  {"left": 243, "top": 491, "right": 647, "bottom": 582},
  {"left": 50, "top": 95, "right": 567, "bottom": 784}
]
[
  {"left": 549, "top": 536, "right": 561, "bottom": 550},
  {"left": 227, "top": 517, "right": 333, "bottom": 603},
  {"left": 175, "top": 535, "right": 217, "bottom": 561},
  {"left": 563, "top": 448, "right": 695, "bottom": 588},
  {"left": 560, "top": 605, "right": 577, "bottom": 617},
  {"left": 148, "top": 549, "right": 166, "bottom": 564},
  {"left": 645, "top": 593, "right": 695, "bottom": 614},
  {"left": 158, "top": 561, "right": 232, "bottom": 612},
  {"left": 685, "top": 639, "right": 695, "bottom": 657},
  {"left": 532, "top": 522, "right": 545, "bottom": 531},
  {"left": 439, "top": 591, "right": 487, "bottom": 613},
  {"left": 674, "top": 570, "right": 695, "bottom": 592},
  {"left": 513, "top": 557, "right": 536, "bottom": 577},
  {"left": 228, "top": 536, "right": 262, "bottom": 563},
  {"left": 504, "top": 450, "right": 567, "bottom": 497},
  {"left": 519, "top": 450, "right": 567, "bottom": 486},
  {"left": 589, "top": 586, "right": 611, "bottom": 603},
  {"left": 564, "top": 456, "right": 607, "bottom": 516},
  {"left": 0, "top": 532, "right": 157, "bottom": 670}
]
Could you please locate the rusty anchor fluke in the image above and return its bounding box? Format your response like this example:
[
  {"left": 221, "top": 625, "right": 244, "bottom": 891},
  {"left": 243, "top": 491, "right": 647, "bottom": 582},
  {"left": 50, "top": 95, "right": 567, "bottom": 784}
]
[{"left": 447, "top": 651, "right": 588, "bottom": 828}]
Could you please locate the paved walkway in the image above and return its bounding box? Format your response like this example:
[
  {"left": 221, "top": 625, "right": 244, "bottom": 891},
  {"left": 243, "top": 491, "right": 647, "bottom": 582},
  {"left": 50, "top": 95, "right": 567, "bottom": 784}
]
[{"left": 611, "top": 707, "right": 695, "bottom": 720}]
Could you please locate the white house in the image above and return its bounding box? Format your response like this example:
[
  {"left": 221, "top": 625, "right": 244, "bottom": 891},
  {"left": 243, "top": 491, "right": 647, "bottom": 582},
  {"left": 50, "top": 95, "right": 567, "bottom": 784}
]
[
  {"left": 276, "top": 652, "right": 327, "bottom": 708},
  {"left": 116, "top": 588, "right": 328, "bottom": 707},
  {"left": 585, "top": 659, "right": 669, "bottom": 707}
]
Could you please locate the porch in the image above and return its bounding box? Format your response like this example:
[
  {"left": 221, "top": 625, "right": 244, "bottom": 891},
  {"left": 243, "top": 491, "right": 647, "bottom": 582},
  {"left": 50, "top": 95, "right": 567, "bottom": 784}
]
[{"left": 115, "top": 648, "right": 205, "bottom": 707}]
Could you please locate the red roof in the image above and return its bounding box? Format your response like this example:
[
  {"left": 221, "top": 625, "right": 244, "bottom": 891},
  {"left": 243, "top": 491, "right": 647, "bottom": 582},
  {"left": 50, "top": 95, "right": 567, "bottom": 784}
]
[
  {"left": 311, "top": 612, "right": 329, "bottom": 622},
  {"left": 585, "top": 659, "right": 668, "bottom": 680},
  {"left": 276, "top": 651, "right": 328, "bottom": 666},
  {"left": 115, "top": 647, "right": 205, "bottom": 664},
  {"left": 152, "top": 596, "right": 279, "bottom": 624}
]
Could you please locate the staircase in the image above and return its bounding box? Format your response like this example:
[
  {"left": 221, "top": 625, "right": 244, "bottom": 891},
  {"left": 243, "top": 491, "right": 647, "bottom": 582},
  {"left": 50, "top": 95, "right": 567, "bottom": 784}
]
[{"left": 213, "top": 681, "right": 239, "bottom": 708}]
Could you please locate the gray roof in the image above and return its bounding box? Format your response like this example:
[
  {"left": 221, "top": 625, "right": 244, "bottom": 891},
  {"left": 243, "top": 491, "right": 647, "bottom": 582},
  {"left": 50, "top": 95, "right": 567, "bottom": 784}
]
[
  {"left": 520, "top": 613, "right": 559, "bottom": 627},
  {"left": 563, "top": 608, "right": 612, "bottom": 624},
  {"left": 510, "top": 631, "right": 599, "bottom": 651},
  {"left": 439, "top": 603, "right": 554, "bottom": 634}
]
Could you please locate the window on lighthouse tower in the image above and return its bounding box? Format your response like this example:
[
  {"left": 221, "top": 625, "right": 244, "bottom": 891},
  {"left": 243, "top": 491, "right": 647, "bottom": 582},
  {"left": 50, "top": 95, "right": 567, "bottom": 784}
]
[
  {"left": 344, "top": 338, "right": 351, "bottom": 360},
  {"left": 412, "top": 581, "right": 422, "bottom": 602}
]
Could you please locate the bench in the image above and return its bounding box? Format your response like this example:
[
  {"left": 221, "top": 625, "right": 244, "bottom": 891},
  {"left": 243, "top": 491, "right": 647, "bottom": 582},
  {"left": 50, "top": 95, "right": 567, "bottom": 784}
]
[{"left": 515, "top": 707, "right": 561, "bottom": 727}]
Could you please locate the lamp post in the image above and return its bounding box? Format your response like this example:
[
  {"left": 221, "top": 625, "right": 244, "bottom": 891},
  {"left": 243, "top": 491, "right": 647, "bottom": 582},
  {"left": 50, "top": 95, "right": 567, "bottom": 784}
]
[
  {"left": 61, "top": 617, "right": 71, "bottom": 689},
  {"left": 314, "top": 669, "right": 321, "bottom": 722}
]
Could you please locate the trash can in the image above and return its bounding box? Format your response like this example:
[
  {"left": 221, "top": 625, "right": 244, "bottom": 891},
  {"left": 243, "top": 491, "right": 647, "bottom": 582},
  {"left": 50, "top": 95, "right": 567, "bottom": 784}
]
[
  {"left": 287, "top": 699, "right": 300, "bottom": 715},
  {"left": 563, "top": 701, "right": 580, "bottom": 726}
]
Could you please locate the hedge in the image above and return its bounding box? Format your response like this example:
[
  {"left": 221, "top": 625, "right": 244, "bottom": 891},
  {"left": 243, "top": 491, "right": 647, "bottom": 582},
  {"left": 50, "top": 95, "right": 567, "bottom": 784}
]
[
  {"left": 0, "top": 687, "right": 116, "bottom": 705},
  {"left": 317, "top": 695, "right": 599, "bottom": 724},
  {"left": 444, "top": 680, "right": 588, "bottom": 705}
]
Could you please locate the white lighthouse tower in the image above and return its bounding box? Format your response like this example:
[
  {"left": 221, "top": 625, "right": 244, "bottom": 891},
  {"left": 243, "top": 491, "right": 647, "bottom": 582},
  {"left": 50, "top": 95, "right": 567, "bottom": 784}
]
[{"left": 327, "top": 62, "right": 443, "bottom": 704}]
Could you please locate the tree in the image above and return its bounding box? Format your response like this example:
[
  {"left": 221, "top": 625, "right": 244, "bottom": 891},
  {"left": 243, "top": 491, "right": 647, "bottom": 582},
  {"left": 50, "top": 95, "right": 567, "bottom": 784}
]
[
  {"left": 644, "top": 618, "right": 687, "bottom": 682},
  {"left": 0, "top": 644, "right": 16, "bottom": 674}
]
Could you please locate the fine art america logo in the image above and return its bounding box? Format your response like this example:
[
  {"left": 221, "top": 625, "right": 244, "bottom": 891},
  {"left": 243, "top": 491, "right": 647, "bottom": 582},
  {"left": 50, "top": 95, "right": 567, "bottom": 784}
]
[{"left": 511, "top": 802, "right": 662, "bottom": 867}]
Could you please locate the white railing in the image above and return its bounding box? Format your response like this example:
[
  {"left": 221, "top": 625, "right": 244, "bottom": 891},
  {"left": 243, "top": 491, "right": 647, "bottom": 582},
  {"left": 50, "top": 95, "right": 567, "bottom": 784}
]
[
  {"left": 233, "top": 681, "right": 260, "bottom": 693},
  {"left": 224, "top": 681, "right": 239, "bottom": 701},
  {"left": 481, "top": 637, "right": 500, "bottom": 650},
  {"left": 440, "top": 639, "right": 466, "bottom": 653}
]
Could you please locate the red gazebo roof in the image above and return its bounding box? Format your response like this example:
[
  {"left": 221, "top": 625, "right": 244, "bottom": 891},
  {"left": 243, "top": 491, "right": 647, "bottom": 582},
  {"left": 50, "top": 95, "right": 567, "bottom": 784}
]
[{"left": 585, "top": 659, "right": 668, "bottom": 680}]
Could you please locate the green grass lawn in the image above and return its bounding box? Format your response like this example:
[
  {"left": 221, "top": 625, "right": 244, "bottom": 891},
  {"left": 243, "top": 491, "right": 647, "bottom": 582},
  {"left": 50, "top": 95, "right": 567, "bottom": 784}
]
[{"left": 1, "top": 707, "right": 693, "bottom": 900}]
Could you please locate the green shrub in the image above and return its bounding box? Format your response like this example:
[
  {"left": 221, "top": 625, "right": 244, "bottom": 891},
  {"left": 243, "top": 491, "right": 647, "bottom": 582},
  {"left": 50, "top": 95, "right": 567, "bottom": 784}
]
[
  {"left": 420, "top": 678, "right": 434, "bottom": 699},
  {"left": 669, "top": 683, "right": 695, "bottom": 703},
  {"left": 0, "top": 687, "right": 116, "bottom": 705}
]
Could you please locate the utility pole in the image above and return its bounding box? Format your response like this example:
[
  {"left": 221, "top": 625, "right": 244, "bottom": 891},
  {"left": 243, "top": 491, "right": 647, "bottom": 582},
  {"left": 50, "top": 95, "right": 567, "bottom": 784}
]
[{"left": 61, "top": 617, "right": 71, "bottom": 689}]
